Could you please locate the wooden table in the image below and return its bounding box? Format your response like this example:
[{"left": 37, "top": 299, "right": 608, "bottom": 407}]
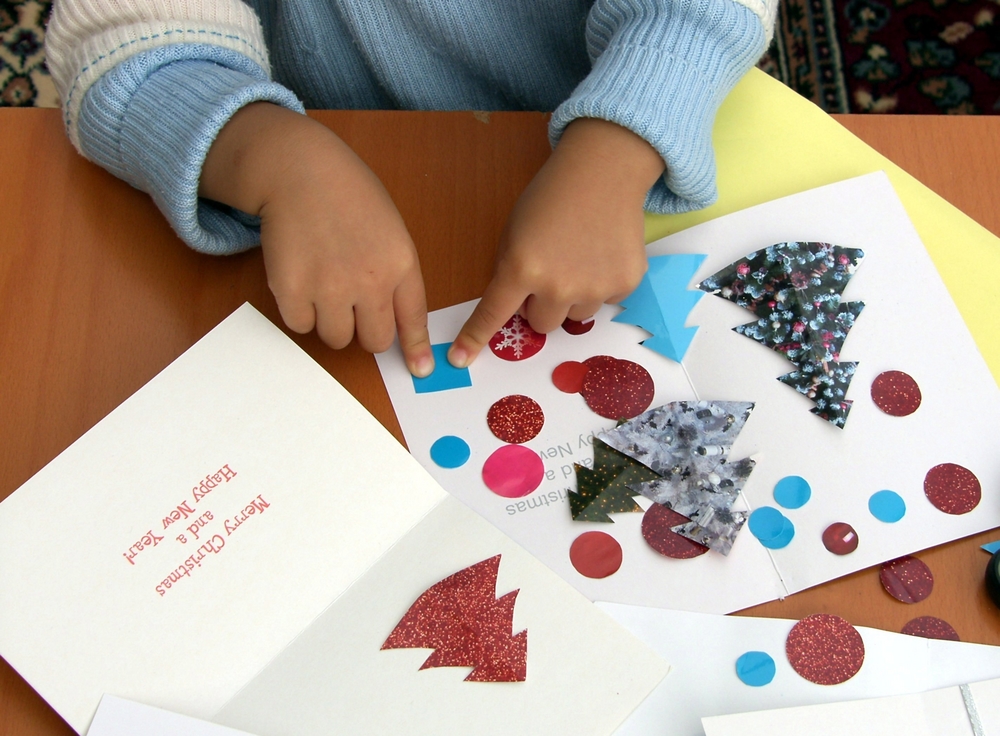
[{"left": 2, "top": 108, "right": 999, "bottom": 734}]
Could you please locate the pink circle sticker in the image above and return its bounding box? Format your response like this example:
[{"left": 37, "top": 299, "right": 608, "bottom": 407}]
[{"left": 482, "top": 444, "right": 544, "bottom": 498}]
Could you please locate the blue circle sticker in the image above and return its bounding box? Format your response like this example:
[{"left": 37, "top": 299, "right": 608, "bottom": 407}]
[
  {"left": 430, "top": 436, "right": 471, "bottom": 469},
  {"left": 736, "top": 651, "right": 776, "bottom": 686},
  {"left": 869, "top": 490, "right": 906, "bottom": 523},
  {"left": 773, "top": 475, "right": 812, "bottom": 509}
]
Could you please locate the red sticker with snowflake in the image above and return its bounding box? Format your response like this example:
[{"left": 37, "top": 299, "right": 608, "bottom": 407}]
[
  {"left": 641, "top": 504, "right": 709, "bottom": 559},
  {"left": 924, "top": 463, "right": 981, "bottom": 515},
  {"left": 487, "top": 394, "right": 544, "bottom": 444},
  {"left": 901, "top": 616, "right": 959, "bottom": 641},
  {"left": 580, "top": 356, "right": 654, "bottom": 420},
  {"left": 786, "top": 614, "right": 865, "bottom": 685},
  {"left": 382, "top": 555, "right": 527, "bottom": 682},
  {"left": 489, "top": 314, "right": 545, "bottom": 361}
]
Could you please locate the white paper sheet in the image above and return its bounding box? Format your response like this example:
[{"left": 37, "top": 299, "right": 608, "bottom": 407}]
[
  {"left": 87, "top": 696, "right": 258, "bottom": 736},
  {"left": 0, "top": 304, "right": 667, "bottom": 734},
  {"left": 701, "top": 676, "right": 1000, "bottom": 735},
  {"left": 375, "top": 172, "right": 1000, "bottom": 613},
  {"left": 598, "top": 604, "right": 1000, "bottom": 736}
]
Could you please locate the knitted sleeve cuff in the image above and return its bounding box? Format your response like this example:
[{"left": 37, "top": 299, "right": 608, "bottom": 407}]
[
  {"left": 77, "top": 44, "right": 304, "bottom": 255},
  {"left": 550, "top": 0, "right": 767, "bottom": 214}
]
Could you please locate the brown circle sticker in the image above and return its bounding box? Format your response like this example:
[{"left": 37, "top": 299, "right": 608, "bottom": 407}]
[
  {"left": 786, "top": 614, "right": 865, "bottom": 685},
  {"left": 487, "top": 394, "right": 544, "bottom": 444},
  {"left": 569, "top": 531, "right": 623, "bottom": 579},
  {"left": 580, "top": 356, "right": 654, "bottom": 420},
  {"left": 641, "top": 504, "right": 709, "bottom": 559},
  {"left": 901, "top": 616, "right": 959, "bottom": 641},
  {"left": 924, "top": 463, "right": 981, "bottom": 515},
  {"left": 879, "top": 555, "right": 934, "bottom": 604},
  {"left": 822, "top": 522, "right": 859, "bottom": 555},
  {"left": 870, "top": 371, "right": 922, "bottom": 416}
]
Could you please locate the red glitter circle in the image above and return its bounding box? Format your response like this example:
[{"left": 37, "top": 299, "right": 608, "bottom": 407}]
[
  {"left": 562, "top": 318, "right": 595, "bottom": 335},
  {"left": 879, "top": 555, "right": 934, "bottom": 603},
  {"left": 487, "top": 395, "right": 544, "bottom": 444},
  {"left": 901, "top": 616, "right": 960, "bottom": 641},
  {"left": 552, "top": 361, "right": 589, "bottom": 394},
  {"left": 924, "top": 463, "right": 982, "bottom": 515},
  {"left": 569, "top": 531, "right": 623, "bottom": 579},
  {"left": 488, "top": 314, "right": 546, "bottom": 361},
  {"left": 822, "top": 522, "right": 859, "bottom": 555},
  {"left": 580, "top": 357, "right": 655, "bottom": 420},
  {"left": 641, "top": 504, "right": 709, "bottom": 559},
  {"left": 786, "top": 614, "right": 865, "bottom": 685},
  {"left": 871, "top": 371, "right": 922, "bottom": 416}
]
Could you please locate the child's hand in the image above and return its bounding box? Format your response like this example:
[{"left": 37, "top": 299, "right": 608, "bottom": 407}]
[
  {"left": 447, "top": 118, "right": 665, "bottom": 368},
  {"left": 201, "top": 103, "right": 434, "bottom": 376}
]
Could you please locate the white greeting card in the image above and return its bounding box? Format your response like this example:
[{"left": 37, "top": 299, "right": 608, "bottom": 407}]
[
  {"left": 599, "top": 605, "right": 1000, "bottom": 736},
  {"left": 375, "top": 172, "right": 1000, "bottom": 613},
  {"left": 87, "top": 696, "right": 259, "bottom": 736},
  {"left": 0, "top": 304, "right": 667, "bottom": 735},
  {"left": 701, "top": 675, "right": 1000, "bottom": 735}
]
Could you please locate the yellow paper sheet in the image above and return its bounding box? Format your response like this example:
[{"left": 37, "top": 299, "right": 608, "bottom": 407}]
[{"left": 645, "top": 69, "right": 1000, "bottom": 383}]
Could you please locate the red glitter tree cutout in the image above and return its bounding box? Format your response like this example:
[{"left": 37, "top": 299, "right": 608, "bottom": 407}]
[{"left": 382, "top": 555, "right": 527, "bottom": 682}]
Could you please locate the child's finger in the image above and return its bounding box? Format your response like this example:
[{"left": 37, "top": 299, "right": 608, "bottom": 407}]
[
  {"left": 566, "top": 301, "right": 604, "bottom": 323},
  {"left": 394, "top": 266, "right": 434, "bottom": 377},
  {"left": 448, "top": 275, "right": 526, "bottom": 368},
  {"left": 314, "top": 303, "right": 357, "bottom": 350},
  {"left": 353, "top": 295, "right": 396, "bottom": 354},
  {"left": 522, "top": 293, "right": 572, "bottom": 335}
]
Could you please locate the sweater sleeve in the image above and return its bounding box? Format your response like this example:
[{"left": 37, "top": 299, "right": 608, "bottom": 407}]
[
  {"left": 45, "top": 0, "right": 304, "bottom": 254},
  {"left": 550, "top": 0, "right": 778, "bottom": 215}
]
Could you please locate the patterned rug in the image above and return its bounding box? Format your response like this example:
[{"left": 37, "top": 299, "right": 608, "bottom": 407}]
[{"left": 3, "top": 0, "right": 1000, "bottom": 112}]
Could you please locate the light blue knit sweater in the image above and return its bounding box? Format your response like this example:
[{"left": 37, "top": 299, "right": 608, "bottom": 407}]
[{"left": 51, "top": 0, "right": 770, "bottom": 255}]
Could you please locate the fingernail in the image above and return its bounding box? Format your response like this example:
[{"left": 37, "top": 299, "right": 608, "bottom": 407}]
[
  {"left": 411, "top": 352, "right": 434, "bottom": 378},
  {"left": 448, "top": 344, "right": 469, "bottom": 368}
]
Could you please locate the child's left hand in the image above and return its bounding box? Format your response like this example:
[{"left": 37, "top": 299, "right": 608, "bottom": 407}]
[{"left": 447, "top": 118, "right": 665, "bottom": 368}]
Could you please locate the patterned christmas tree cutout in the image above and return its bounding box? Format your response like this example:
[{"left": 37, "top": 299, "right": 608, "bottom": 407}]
[
  {"left": 613, "top": 254, "right": 707, "bottom": 362},
  {"left": 569, "top": 439, "right": 661, "bottom": 523},
  {"left": 382, "top": 555, "right": 527, "bottom": 682},
  {"left": 599, "top": 401, "right": 756, "bottom": 555},
  {"left": 698, "top": 242, "right": 864, "bottom": 428}
]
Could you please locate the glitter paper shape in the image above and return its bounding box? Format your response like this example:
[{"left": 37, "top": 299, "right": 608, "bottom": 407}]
[
  {"left": 613, "top": 254, "right": 707, "bottom": 362},
  {"left": 569, "top": 531, "right": 623, "bottom": 578},
  {"left": 871, "top": 370, "right": 922, "bottom": 416},
  {"left": 822, "top": 522, "right": 859, "bottom": 555},
  {"left": 869, "top": 490, "right": 906, "bottom": 522},
  {"left": 430, "top": 436, "right": 471, "bottom": 469},
  {"left": 551, "top": 361, "right": 588, "bottom": 394},
  {"left": 786, "top": 614, "right": 865, "bottom": 685},
  {"left": 924, "top": 463, "right": 982, "bottom": 515},
  {"left": 735, "top": 651, "right": 776, "bottom": 687},
  {"left": 699, "top": 242, "right": 865, "bottom": 428},
  {"left": 880, "top": 555, "right": 934, "bottom": 603},
  {"left": 773, "top": 475, "right": 811, "bottom": 509},
  {"left": 602, "top": 401, "right": 756, "bottom": 554},
  {"left": 381, "top": 555, "right": 527, "bottom": 682},
  {"left": 411, "top": 343, "right": 472, "bottom": 394},
  {"left": 481, "top": 445, "right": 544, "bottom": 498},
  {"left": 561, "top": 318, "right": 594, "bottom": 335},
  {"left": 486, "top": 395, "right": 544, "bottom": 444},
  {"left": 568, "top": 440, "right": 659, "bottom": 523},
  {"left": 901, "top": 616, "right": 960, "bottom": 641},
  {"left": 641, "top": 503, "right": 709, "bottom": 559},
  {"left": 489, "top": 314, "right": 545, "bottom": 361},
  {"left": 580, "top": 357, "right": 654, "bottom": 420}
]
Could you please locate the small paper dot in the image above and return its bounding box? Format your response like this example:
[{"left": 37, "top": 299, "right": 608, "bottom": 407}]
[
  {"left": 482, "top": 445, "right": 544, "bottom": 498},
  {"left": 580, "top": 356, "right": 654, "bottom": 420},
  {"left": 487, "top": 394, "right": 544, "bottom": 444},
  {"left": 924, "top": 463, "right": 981, "bottom": 515},
  {"left": 786, "top": 614, "right": 865, "bottom": 685},
  {"left": 735, "top": 651, "right": 776, "bottom": 687},
  {"left": 429, "top": 436, "right": 470, "bottom": 469},
  {"left": 822, "top": 522, "right": 859, "bottom": 555},
  {"left": 552, "top": 361, "right": 589, "bottom": 394},
  {"left": 562, "top": 318, "right": 595, "bottom": 335},
  {"left": 869, "top": 490, "right": 906, "bottom": 523},
  {"left": 569, "top": 532, "right": 622, "bottom": 578},
  {"left": 871, "top": 370, "right": 921, "bottom": 416},
  {"left": 880, "top": 555, "right": 934, "bottom": 604},
  {"left": 749, "top": 507, "right": 786, "bottom": 541},
  {"left": 773, "top": 476, "right": 811, "bottom": 509}
]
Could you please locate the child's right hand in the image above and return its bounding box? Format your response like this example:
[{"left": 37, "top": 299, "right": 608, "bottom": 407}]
[{"left": 200, "top": 103, "right": 435, "bottom": 377}]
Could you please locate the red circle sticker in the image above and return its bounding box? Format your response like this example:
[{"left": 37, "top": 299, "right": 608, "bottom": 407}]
[
  {"left": 481, "top": 445, "right": 544, "bottom": 498},
  {"left": 822, "top": 522, "right": 859, "bottom": 555},
  {"left": 552, "top": 361, "right": 589, "bottom": 394},
  {"left": 879, "top": 555, "right": 934, "bottom": 604},
  {"left": 641, "top": 504, "right": 709, "bottom": 559},
  {"left": 562, "top": 318, "right": 595, "bottom": 335},
  {"left": 488, "top": 314, "right": 546, "bottom": 361},
  {"left": 786, "top": 614, "right": 865, "bottom": 685},
  {"left": 580, "top": 357, "right": 654, "bottom": 420},
  {"left": 487, "top": 395, "right": 544, "bottom": 444},
  {"left": 871, "top": 370, "right": 922, "bottom": 416},
  {"left": 924, "top": 463, "right": 981, "bottom": 515},
  {"left": 569, "top": 531, "right": 623, "bottom": 579},
  {"left": 901, "top": 616, "right": 960, "bottom": 641}
]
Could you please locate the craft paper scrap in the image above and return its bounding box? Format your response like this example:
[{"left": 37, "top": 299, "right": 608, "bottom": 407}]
[
  {"left": 375, "top": 173, "right": 1000, "bottom": 615},
  {"left": 87, "top": 696, "right": 259, "bottom": 736},
  {"left": 598, "top": 604, "right": 1000, "bottom": 736},
  {"left": 0, "top": 304, "right": 667, "bottom": 736},
  {"left": 701, "top": 676, "right": 1000, "bottom": 736}
]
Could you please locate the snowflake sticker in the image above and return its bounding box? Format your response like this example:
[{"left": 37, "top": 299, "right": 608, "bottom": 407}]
[{"left": 489, "top": 315, "right": 546, "bottom": 361}]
